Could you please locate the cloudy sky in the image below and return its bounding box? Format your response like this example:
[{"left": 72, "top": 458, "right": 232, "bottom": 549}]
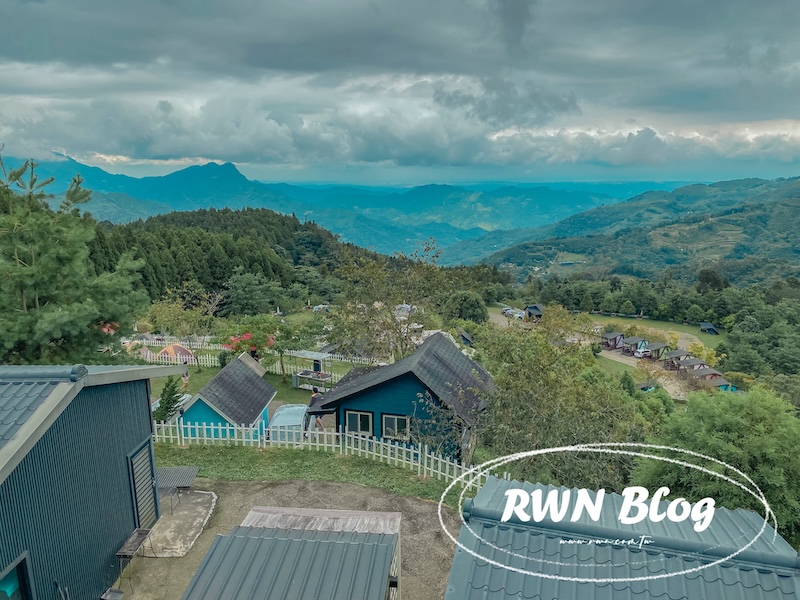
[{"left": 1, "top": 0, "right": 800, "bottom": 183}]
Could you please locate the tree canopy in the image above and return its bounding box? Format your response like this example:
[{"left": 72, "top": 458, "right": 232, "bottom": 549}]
[{"left": 632, "top": 387, "right": 800, "bottom": 546}]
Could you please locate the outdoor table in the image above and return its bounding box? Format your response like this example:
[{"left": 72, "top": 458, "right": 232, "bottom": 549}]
[
  {"left": 116, "top": 528, "right": 153, "bottom": 591},
  {"left": 156, "top": 466, "right": 199, "bottom": 514}
]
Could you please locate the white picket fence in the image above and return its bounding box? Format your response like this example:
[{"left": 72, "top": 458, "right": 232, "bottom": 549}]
[
  {"left": 153, "top": 420, "right": 504, "bottom": 490},
  {"left": 284, "top": 350, "right": 376, "bottom": 366},
  {"left": 123, "top": 336, "right": 227, "bottom": 350},
  {"left": 140, "top": 353, "right": 221, "bottom": 368}
]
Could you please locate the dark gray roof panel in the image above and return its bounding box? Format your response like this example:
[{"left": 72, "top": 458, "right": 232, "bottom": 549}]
[
  {"left": 643, "top": 342, "right": 668, "bottom": 350},
  {"left": 195, "top": 354, "right": 277, "bottom": 425},
  {"left": 319, "top": 333, "right": 494, "bottom": 424},
  {"left": 181, "top": 526, "right": 397, "bottom": 600},
  {"left": 0, "top": 381, "right": 60, "bottom": 447},
  {"left": 446, "top": 520, "right": 800, "bottom": 600}
]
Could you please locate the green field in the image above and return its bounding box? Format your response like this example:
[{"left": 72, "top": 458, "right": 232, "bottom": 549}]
[
  {"left": 154, "top": 444, "right": 459, "bottom": 505},
  {"left": 590, "top": 314, "right": 727, "bottom": 348},
  {"left": 149, "top": 367, "right": 220, "bottom": 401},
  {"left": 595, "top": 355, "right": 638, "bottom": 376}
]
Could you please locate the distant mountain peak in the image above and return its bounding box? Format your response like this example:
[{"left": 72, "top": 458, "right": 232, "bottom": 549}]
[{"left": 169, "top": 160, "right": 248, "bottom": 182}]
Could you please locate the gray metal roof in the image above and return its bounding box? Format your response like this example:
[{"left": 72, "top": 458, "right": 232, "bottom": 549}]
[
  {"left": 601, "top": 331, "right": 623, "bottom": 339},
  {"left": 643, "top": 342, "right": 668, "bottom": 351},
  {"left": 622, "top": 336, "right": 645, "bottom": 345},
  {"left": 289, "top": 350, "right": 333, "bottom": 361},
  {"left": 691, "top": 367, "right": 723, "bottom": 377},
  {"left": 665, "top": 349, "right": 691, "bottom": 359},
  {"left": 703, "top": 377, "right": 732, "bottom": 388},
  {"left": 180, "top": 526, "right": 397, "bottom": 600},
  {"left": 0, "top": 363, "right": 183, "bottom": 487},
  {"left": 191, "top": 353, "right": 276, "bottom": 425},
  {"left": 157, "top": 466, "right": 199, "bottom": 489},
  {"left": 318, "top": 333, "right": 494, "bottom": 425},
  {"left": 241, "top": 507, "right": 401, "bottom": 535},
  {"left": 525, "top": 304, "right": 544, "bottom": 315},
  {"left": 678, "top": 357, "right": 708, "bottom": 367},
  {"left": 446, "top": 476, "right": 800, "bottom": 600}
]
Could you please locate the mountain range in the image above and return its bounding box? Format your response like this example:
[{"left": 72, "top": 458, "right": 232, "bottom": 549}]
[
  {"left": 479, "top": 177, "right": 800, "bottom": 285},
  {"left": 3, "top": 155, "right": 680, "bottom": 256},
  {"left": 6, "top": 154, "right": 798, "bottom": 285}
]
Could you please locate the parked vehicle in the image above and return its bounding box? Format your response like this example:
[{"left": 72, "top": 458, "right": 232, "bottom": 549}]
[
  {"left": 634, "top": 348, "right": 652, "bottom": 358},
  {"left": 501, "top": 307, "right": 514, "bottom": 316},
  {"left": 267, "top": 404, "right": 317, "bottom": 442}
]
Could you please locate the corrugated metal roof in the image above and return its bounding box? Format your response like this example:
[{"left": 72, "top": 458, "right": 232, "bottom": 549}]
[
  {"left": 192, "top": 353, "right": 276, "bottom": 425},
  {"left": 644, "top": 342, "right": 668, "bottom": 351},
  {"left": 241, "top": 507, "right": 402, "bottom": 534},
  {"left": 319, "top": 333, "right": 494, "bottom": 425},
  {"left": 0, "top": 380, "right": 63, "bottom": 448},
  {"left": 665, "top": 350, "right": 691, "bottom": 359},
  {"left": 156, "top": 466, "right": 199, "bottom": 489},
  {"left": 181, "top": 526, "right": 397, "bottom": 600},
  {"left": 622, "top": 337, "right": 646, "bottom": 345},
  {"left": 0, "top": 363, "right": 180, "bottom": 486},
  {"left": 445, "top": 477, "right": 800, "bottom": 600},
  {"left": 678, "top": 358, "right": 707, "bottom": 367}
]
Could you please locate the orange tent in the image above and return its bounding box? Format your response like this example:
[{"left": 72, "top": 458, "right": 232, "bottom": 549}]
[{"left": 158, "top": 344, "right": 195, "bottom": 359}]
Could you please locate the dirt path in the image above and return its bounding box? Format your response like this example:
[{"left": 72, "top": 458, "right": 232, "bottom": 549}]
[{"left": 127, "top": 479, "right": 460, "bottom": 600}]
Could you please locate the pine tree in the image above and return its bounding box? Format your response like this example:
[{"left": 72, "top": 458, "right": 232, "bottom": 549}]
[
  {"left": 580, "top": 292, "right": 595, "bottom": 313},
  {"left": 619, "top": 300, "right": 636, "bottom": 315},
  {"left": 153, "top": 376, "right": 182, "bottom": 422},
  {"left": 0, "top": 153, "right": 148, "bottom": 364}
]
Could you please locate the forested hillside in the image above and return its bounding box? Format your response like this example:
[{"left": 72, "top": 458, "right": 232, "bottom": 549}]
[
  {"left": 444, "top": 176, "right": 800, "bottom": 267},
  {"left": 90, "top": 207, "right": 370, "bottom": 301},
  {"left": 487, "top": 198, "right": 800, "bottom": 284}
]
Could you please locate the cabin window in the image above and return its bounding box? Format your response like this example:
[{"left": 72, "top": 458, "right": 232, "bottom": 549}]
[
  {"left": 345, "top": 410, "right": 373, "bottom": 436},
  {"left": 382, "top": 415, "right": 410, "bottom": 440},
  {"left": 0, "top": 557, "right": 32, "bottom": 600}
]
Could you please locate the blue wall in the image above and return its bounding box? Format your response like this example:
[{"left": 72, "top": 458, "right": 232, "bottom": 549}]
[
  {"left": 333, "top": 373, "right": 434, "bottom": 439},
  {"left": 182, "top": 397, "right": 267, "bottom": 439},
  {"left": 0, "top": 380, "right": 156, "bottom": 600}
]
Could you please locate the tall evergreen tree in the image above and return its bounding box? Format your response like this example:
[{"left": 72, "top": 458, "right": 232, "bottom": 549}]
[{"left": 0, "top": 153, "right": 147, "bottom": 364}]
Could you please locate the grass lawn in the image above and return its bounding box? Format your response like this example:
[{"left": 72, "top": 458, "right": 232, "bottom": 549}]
[
  {"left": 590, "top": 314, "right": 727, "bottom": 348},
  {"left": 595, "top": 355, "right": 639, "bottom": 377},
  {"left": 282, "top": 311, "right": 318, "bottom": 325},
  {"left": 149, "top": 367, "right": 221, "bottom": 401},
  {"left": 263, "top": 373, "right": 314, "bottom": 405},
  {"left": 154, "top": 444, "right": 460, "bottom": 505},
  {"left": 267, "top": 356, "right": 356, "bottom": 376}
]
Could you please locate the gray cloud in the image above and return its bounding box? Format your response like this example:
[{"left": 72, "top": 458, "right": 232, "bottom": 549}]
[
  {"left": 1, "top": 0, "right": 800, "bottom": 180},
  {"left": 489, "top": 0, "right": 538, "bottom": 49},
  {"left": 433, "top": 76, "right": 579, "bottom": 128}
]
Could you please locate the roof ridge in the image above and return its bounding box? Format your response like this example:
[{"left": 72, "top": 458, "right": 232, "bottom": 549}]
[{"left": 0, "top": 365, "right": 88, "bottom": 382}]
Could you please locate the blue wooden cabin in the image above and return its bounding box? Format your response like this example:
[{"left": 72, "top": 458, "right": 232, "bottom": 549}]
[
  {"left": 180, "top": 352, "right": 276, "bottom": 438},
  {"left": 311, "top": 333, "right": 494, "bottom": 459}
]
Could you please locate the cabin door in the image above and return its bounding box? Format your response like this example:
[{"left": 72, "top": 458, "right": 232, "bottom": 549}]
[{"left": 129, "top": 442, "right": 158, "bottom": 529}]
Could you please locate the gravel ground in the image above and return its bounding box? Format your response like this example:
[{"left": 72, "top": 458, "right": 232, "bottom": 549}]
[{"left": 126, "top": 479, "right": 461, "bottom": 600}]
